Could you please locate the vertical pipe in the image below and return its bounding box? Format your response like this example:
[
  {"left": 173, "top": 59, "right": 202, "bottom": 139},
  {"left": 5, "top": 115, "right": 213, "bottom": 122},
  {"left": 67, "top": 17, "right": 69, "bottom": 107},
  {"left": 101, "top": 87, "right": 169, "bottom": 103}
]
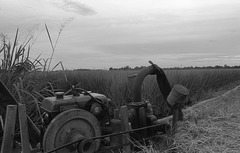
[
  {"left": 120, "top": 106, "right": 131, "bottom": 153},
  {"left": 110, "top": 119, "right": 122, "bottom": 153},
  {"left": 172, "top": 106, "right": 179, "bottom": 132},
  {"left": 139, "top": 107, "right": 147, "bottom": 137}
]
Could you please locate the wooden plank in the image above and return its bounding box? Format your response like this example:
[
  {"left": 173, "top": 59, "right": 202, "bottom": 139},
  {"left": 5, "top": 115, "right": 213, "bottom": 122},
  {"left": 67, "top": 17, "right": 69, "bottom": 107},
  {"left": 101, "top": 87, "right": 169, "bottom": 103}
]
[
  {"left": 18, "top": 104, "right": 31, "bottom": 153},
  {"left": 1, "top": 105, "right": 17, "bottom": 153},
  {"left": 0, "top": 80, "right": 40, "bottom": 146},
  {"left": 0, "top": 115, "right": 3, "bottom": 130},
  {"left": 120, "top": 106, "right": 131, "bottom": 153}
]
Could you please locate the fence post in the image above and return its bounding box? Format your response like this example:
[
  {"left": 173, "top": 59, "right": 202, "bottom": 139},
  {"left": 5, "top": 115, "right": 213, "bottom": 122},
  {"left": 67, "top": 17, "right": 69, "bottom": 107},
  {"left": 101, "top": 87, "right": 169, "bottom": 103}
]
[
  {"left": 120, "top": 106, "right": 131, "bottom": 153},
  {"left": 1, "top": 105, "right": 17, "bottom": 153},
  {"left": 18, "top": 104, "right": 31, "bottom": 153}
]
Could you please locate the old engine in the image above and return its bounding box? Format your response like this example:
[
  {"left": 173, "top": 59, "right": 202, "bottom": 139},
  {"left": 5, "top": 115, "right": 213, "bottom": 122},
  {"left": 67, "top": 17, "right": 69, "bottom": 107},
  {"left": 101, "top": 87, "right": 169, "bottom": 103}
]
[{"left": 41, "top": 90, "right": 113, "bottom": 153}]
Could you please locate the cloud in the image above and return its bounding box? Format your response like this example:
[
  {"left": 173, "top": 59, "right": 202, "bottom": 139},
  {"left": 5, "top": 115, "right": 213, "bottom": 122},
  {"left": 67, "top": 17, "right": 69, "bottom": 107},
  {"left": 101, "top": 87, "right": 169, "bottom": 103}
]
[{"left": 53, "top": 0, "right": 96, "bottom": 15}]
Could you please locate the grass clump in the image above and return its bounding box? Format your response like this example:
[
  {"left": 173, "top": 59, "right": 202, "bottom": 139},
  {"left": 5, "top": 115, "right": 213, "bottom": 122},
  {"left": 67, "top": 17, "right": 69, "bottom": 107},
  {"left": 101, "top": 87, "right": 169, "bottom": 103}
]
[
  {"left": 172, "top": 113, "right": 240, "bottom": 153},
  {"left": 0, "top": 28, "right": 59, "bottom": 127},
  {"left": 170, "top": 85, "right": 240, "bottom": 153}
]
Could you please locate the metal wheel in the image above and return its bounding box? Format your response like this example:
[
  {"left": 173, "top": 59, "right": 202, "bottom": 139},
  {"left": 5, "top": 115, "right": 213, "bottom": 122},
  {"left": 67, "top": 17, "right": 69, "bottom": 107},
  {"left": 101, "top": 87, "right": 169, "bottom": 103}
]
[{"left": 43, "top": 109, "right": 101, "bottom": 153}]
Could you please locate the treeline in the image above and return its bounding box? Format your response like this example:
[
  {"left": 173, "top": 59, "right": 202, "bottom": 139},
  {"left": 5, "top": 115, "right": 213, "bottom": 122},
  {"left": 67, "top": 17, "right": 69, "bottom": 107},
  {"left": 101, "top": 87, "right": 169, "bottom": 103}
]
[
  {"left": 109, "top": 64, "right": 240, "bottom": 71},
  {"left": 109, "top": 66, "right": 147, "bottom": 71}
]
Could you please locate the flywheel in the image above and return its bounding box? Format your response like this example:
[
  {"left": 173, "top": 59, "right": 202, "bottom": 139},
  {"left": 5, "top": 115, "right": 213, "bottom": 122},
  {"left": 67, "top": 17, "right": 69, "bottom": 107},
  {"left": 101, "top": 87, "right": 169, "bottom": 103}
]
[{"left": 43, "top": 109, "right": 101, "bottom": 153}]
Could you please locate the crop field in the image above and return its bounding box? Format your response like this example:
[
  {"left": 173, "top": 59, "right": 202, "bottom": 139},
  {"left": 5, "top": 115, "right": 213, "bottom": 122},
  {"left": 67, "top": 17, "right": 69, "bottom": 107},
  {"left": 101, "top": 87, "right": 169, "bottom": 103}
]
[
  {"left": 1, "top": 67, "right": 240, "bottom": 120},
  {"left": 49, "top": 68, "right": 240, "bottom": 114},
  {"left": 1, "top": 67, "right": 240, "bottom": 152},
  {"left": 1, "top": 30, "right": 239, "bottom": 117},
  {"left": 1, "top": 31, "right": 240, "bottom": 152}
]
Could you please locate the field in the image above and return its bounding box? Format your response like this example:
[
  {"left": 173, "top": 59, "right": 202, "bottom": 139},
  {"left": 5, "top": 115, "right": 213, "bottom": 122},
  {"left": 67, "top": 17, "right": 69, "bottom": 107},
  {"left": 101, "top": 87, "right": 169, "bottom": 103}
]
[
  {"left": 1, "top": 29, "right": 239, "bottom": 116},
  {"left": 2, "top": 67, "right": 240, "bottom": 118},
  {"left": 1, "top": 67, "right": 240, "bottom": 152},
  {"left": 1, "top": 30, "right": 240, "bottom": 152},
  {"left": 40, "top": 68, "right": 240, "bottom": 118}
]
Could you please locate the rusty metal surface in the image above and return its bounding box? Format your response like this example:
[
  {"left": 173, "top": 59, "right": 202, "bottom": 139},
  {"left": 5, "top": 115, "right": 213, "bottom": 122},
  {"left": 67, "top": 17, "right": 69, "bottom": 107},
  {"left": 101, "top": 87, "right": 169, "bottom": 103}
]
[{"left": 43, "top": 109, "right": 101, "bottom": 153}]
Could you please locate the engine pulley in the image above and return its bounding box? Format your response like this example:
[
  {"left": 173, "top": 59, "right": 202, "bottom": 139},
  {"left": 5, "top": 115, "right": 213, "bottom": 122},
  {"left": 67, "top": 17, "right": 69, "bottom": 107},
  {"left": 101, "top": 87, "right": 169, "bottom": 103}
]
[{"left": 43, "top": 109, "right": 101, "bottom": 153}]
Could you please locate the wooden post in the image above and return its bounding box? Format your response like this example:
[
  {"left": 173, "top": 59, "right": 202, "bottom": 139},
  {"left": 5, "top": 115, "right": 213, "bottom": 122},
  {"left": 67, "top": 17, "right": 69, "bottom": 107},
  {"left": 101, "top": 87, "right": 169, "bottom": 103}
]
[
  {"left": 18, "top": 104, "right": 31, "bottom": 153},
  {"left": 1, "top": 105, "right": 17, "bottom": 153},
  {"left": 120, "top": 106, "right": 131, "bottom": 153}
]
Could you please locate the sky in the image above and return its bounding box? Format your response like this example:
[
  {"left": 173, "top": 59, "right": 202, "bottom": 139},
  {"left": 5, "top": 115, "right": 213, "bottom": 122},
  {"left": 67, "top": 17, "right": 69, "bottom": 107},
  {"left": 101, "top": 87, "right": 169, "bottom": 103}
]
[{"left": 0, "top": 0, "right": 240, "bottom": 69}]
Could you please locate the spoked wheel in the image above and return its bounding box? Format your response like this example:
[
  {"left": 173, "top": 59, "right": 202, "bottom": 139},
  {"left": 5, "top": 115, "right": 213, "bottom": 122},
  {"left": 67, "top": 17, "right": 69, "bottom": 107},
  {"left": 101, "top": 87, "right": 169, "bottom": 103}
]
[{"left": 43, "top": 109, "right": 101, "bottom": 153}]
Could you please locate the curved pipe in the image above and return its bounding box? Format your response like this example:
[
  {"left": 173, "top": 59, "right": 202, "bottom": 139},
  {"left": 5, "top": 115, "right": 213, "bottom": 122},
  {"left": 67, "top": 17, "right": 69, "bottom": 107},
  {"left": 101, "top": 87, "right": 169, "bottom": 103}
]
[
  {"left": 132, "top": 65, "right": 172, "bottom": 103},
  {"left": 133, "top": 66, "right": 155, "bottom": 102}
]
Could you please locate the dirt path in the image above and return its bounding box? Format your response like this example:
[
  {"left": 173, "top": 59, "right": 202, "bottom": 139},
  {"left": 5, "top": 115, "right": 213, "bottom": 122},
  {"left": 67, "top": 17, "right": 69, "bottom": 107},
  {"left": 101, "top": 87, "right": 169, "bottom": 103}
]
[{"left": 171, "top": 84, "right": 240, "bottom": 153}]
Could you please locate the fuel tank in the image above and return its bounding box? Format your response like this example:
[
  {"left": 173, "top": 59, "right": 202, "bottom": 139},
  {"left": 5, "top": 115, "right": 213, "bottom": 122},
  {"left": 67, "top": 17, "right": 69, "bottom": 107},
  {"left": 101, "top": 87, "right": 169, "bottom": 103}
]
[{"left": 41, "top": 93, "right": 108, "bottom": 113}]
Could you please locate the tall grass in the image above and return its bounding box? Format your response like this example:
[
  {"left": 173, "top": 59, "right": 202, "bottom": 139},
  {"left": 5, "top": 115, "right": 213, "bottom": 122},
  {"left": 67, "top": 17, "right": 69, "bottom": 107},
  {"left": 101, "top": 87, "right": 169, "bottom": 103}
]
[
  {"left": 45, "top": 68, "right": 240, "bottom": 117},
  {"left": 0, "top": 28, "right": 59, "bottom": 127},
  {"left": 166, "top": 68, "right": 240, "bottom": 101},
  {"left": 0, "top": 21, "right": 74, "bottom": 127},
  {"left": 1, "top": 27, "right": 239, "bottom": 118}
]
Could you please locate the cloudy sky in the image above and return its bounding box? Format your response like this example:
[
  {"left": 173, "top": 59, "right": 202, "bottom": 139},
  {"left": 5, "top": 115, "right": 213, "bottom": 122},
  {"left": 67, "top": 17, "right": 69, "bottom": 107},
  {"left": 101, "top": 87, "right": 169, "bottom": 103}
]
[{"left": 0, "top": 0, "right": 240, "bottom": 69}]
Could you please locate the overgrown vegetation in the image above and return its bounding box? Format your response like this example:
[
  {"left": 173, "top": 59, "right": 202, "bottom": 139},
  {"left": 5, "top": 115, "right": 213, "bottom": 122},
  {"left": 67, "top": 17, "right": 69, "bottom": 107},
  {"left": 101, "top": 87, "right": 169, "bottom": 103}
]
[{"left": 0, "top": 27, "right": 65, "bottom": 126}]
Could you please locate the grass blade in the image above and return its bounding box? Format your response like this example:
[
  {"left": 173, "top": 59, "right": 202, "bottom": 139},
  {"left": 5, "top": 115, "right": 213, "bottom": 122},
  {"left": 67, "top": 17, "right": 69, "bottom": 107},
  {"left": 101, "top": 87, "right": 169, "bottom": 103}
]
[
  {"left": 45, "top": 23, "right": 55, "bottom": 71},
  {"left": 10, "top": 28, "right": 19, "bottom": 70}
]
